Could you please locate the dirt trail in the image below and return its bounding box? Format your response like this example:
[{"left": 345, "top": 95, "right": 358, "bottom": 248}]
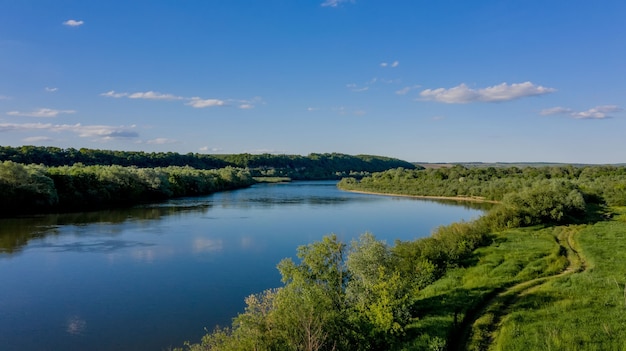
[{"left": 449, "top": 226, "right": 586, "bottom": 351}]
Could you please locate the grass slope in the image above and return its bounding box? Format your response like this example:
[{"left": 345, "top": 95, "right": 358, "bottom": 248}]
[
  {"left": 404, "top": 208, "right": 626, "bottom": 351},
  {"left": 491, "top": 208, "right": 626, "bottom": 351}
]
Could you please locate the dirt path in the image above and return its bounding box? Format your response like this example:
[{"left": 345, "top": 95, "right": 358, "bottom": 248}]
[{"left": 449, "top": 226, "right": 586, "bottom": 351}]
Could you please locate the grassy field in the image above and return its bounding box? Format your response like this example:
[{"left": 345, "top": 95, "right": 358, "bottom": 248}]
[
  {"left": 403, "top": 207, "right": 626, "bottom": 351},
  {"left": 490, "top": 208, "right": 626, "bottom": 351}
]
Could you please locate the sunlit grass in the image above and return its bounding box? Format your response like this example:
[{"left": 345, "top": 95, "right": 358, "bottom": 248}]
[
  {"left": 406, "top": 226, "right": 568, "bottom": 349},
  {"left": 491, "top": 208, "right": 626, "bottom": 351}
]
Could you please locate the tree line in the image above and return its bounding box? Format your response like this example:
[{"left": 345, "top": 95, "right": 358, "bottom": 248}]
[
  {"left": 178, "top": 165, "right": 607, "bottom": 351},
  {"left": 0, "top": 161, "right": 254, "bottom": 215},
  {"left": 0, "top": 146, "right": 418, "bottom": 180},
  {"left": 338, "top": 164, "right": 626, "bottom": 207}
]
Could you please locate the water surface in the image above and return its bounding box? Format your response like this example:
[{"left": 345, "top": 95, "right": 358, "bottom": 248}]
[{"left": 0, "top": 181, "right": 486, "bottom": 350}]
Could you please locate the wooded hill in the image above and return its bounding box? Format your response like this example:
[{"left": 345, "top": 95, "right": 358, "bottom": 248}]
[{"left": 0, "top": 146, "right": 418, "bottom": 180}]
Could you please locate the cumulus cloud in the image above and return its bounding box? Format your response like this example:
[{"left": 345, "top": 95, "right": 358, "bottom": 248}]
[
  {"left": 45, "top": 87, "right": 58, "bottom": 92},
  {"left": 420, "top": 81, "right": 556, "bottom": 104},
  {"left": 128, "top": 91, "right": 184, "bottom": 100},
  {"left": 541, "top": 105, "right": 622, "bottom": 119},
  {"left": 6, "top": 108, "right": 76, "bottom": 118},
  {"left": 0, "top": 122, "right": 138, "bottom": 140},
  {"left": 186, "top": 98, "right": 226, "bottom": 108},
  {"left": 321, "top": 0, "right": 354, "bottom": 7},
  {"left": 63, "top": 19, "right": 84, "bottom": 27}
]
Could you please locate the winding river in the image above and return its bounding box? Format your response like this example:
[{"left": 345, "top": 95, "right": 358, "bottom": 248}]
[{"left": 0, "top": 181, "right": 487, "bottom": 351}]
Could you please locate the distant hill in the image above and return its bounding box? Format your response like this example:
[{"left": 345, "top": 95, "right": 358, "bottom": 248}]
[
  {"left": 414, "top": 162, "right": 624, "bottom": 169},
  {"left": 0, "top": 146, "right": 418, "bottom": 180}
]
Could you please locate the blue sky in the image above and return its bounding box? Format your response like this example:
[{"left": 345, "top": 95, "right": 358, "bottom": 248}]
[{"left": 1, "top": 0, "right": 625, "bottom": 163}]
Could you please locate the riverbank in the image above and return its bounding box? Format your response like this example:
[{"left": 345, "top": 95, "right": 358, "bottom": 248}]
[{"left": 339, "top": 188, "right": 500, "bottom": 204}]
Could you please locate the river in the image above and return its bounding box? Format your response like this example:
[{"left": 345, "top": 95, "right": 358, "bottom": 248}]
[{"left": 0, "top": 181, "right": 487, "bottom": 351}]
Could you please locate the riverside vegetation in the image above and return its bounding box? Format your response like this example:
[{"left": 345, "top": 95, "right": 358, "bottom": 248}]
[
  {"left": 0, "top": 147, "right": 414, "bottom": 216},
  {"left": 0, "top": 146, "right": 417, "bottom": 181},
  {"left": 176, "top": 165, "right": 626, "bottom": 351}
]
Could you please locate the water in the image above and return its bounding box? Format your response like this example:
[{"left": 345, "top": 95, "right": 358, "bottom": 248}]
[{"left": 0, "top": 181, "right": 487, "bottom": 351}]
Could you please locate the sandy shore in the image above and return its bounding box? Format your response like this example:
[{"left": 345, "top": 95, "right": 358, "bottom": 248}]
[{"left": 340, "top": 189, "right": 500, "bottom": 204}]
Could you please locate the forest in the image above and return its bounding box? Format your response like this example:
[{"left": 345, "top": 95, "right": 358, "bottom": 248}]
[
  {"left": 0, "top": 162, "right": 255, "bottom": 215},
  {"left": 0, "top": 146, "right": 417, "bottom": 216},
  {"left": 0, "top": 146, "right": 417, "bottom": 180},
  {"left": 177, "top": 164, "right": 626, "bottom": 350}
]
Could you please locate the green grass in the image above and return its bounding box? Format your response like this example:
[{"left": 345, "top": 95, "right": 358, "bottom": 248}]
[
  {"left": 404, "top": 226, "right": 569, "bottom": 350},
  {"left": 491, "top": 208, "right": 626, "bottom": 351},
  {"left": 400, "top": 210, "right": 626, "bottom": 351}
]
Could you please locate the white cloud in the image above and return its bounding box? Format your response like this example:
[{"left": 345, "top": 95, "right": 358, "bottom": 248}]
[
  {"left": 239, "top": 104, "right": 254, "bottom": 109},
  {"left": 23, "top": 136, "right": 54, "bottom": 142},
  {"left": 199, "top": 146, "right": 224, "bottom": 152},
  {"left": 6, "top": 108, "right": 76, "bottom": 118},
  {"left": 100, "top": 90, "right": 128, "bottom": 98},
  {"left": 45, "top": 87, "right": 58, "bottom": 92},
  {"left": 102, "top": 90, "right": 234, "bottom": 109},
  {"left": 540, "top": 107, "right": 573, "bottom": 115},
  {"left": 347, "top": 78, "right": 378, "bottom": 92},
  {"left": 146, "top": 138, "right": 177, "bottom": 145},
  {"left": 63, "top": 19, "right": 84, "bottom": 27},
  {"left": 0, "top": 122, "right": 138, "bottom": 139},
  {"left": 307, "top": 107, "right": 320, "bottom": 112},
  {"left": 128, "top": 91, "right": 184, "bottom": 100},
  {"left": 380, "top": 61, "right": 399, "bottom": 68},
  {"left": 321, "top": 0, "right": 354, "bottom": 7},
  {"left": 347, "top": 84, "right": 369, "bottom": 92},
  {"left": 541, "top": 105, "right": 622, "bottom": 119},
  {"left": 420, "top": 81, "right": 556, "bottom": 104},
  {"left": 101, "top": 90, "right": 184, "bottom": 100},
  {"left": 395, "top": 85, "right": 420, "bottom": 95},
  {"left": 186, "top": 98, "right": 226, "bottom": 108}
]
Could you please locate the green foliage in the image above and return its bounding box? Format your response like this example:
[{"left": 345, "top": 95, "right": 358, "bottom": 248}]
[
  {"left": 0, "top": 162, "right": 254, "bottom": 215},
  {"left": 480, "top": 180, "right": 587, "bottom": 229},
  {"left": 347, "top": 234, "right": 414, "bottom": 343},
  {"left": 0, "top": 161, "right": 58, "bottom": 213},
  {"left": 184, "top": 221, "right": 497, "bottom": 351},
  {"left": 338, "top": 165, "right": 626, "bottom": 206},
  {"left": 0, "top": 146, "right": 417, "bottom": 181}
]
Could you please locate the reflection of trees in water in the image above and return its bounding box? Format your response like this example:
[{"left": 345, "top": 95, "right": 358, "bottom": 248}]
[
  {"left": 411, "top": 198, "right": 494, "bottom": 211},
  {"left": 0, "top": 204, "right": 211, "bottom": 255}
]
